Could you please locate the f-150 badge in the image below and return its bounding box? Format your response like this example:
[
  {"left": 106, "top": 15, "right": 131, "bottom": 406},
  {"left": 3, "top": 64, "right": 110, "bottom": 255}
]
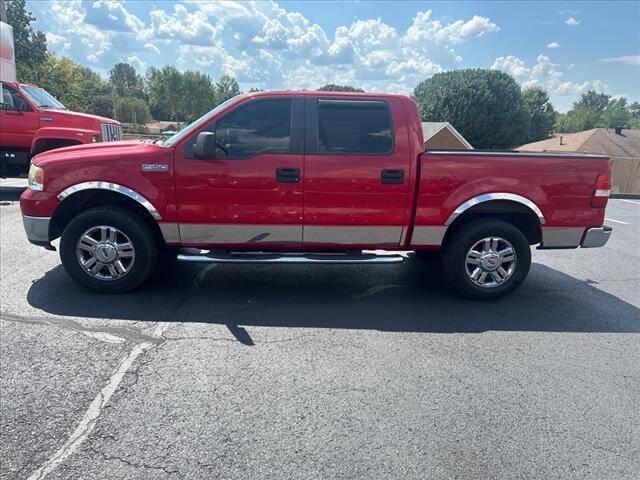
[{"left": 141, "top": 164, "right": 169, "bottom": 172}]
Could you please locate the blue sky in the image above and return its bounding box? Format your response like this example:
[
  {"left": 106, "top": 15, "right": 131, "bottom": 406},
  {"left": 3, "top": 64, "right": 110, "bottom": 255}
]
[{"left": 28, "top": 0, "right": 640, "bottom": 111}]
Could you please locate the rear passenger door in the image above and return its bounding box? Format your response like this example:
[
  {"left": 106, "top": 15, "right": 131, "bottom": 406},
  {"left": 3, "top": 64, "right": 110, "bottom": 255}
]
[{"left": 302, "top": 97, "right": 411, "bottom": 248}]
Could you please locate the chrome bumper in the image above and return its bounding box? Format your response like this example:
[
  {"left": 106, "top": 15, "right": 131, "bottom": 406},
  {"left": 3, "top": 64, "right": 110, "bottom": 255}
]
[
  {"left": 22, "top": 215, "right": 51, "bottom": 245},
  {"left": 581, "top": 225, "right": 612, "bottom": 248}
]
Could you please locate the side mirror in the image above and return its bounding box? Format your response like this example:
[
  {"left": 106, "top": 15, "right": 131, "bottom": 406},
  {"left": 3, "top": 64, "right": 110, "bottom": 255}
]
[{"left": 194, "top": 131, "right": 216, "bottom": 159}]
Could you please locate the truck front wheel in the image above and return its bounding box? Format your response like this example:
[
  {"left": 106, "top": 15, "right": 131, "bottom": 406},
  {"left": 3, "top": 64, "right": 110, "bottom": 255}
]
[
  {"left": 442, "top": 219, "right": 531, "bottom": 300},
  {"left": 60, "top": 207, "right": 158, "bottom": 293}
]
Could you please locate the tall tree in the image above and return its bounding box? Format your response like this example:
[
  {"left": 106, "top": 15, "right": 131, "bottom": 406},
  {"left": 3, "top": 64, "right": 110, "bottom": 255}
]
[
  {"left": 214, "top": 75, "right": 240, "bottom": 104},
  {"left": 602, "top": 98, "right": 630, "bottom": 128},
  {"left": 522, "top": 86, "right": 555, "bottom": 142},
  {"left": 414, "top": 69, "right": 529, "bottom": 149},
  {"left": 573, "top": 91, "right": 611, "bottom": 112},
  {"left": 6, "top": 0, "right": 47, "bottom": 79},
  {"left": 146, "top": 66, "right": 183, "bottom": 121},
  {"left": 317, "top": 84, "right": 365, "bottom": 92},
  {"left": 115, "top": 97, "right": 152, "bottom": 124},
  {"left": 180, "top": 71, "right": 216, "bottom": 121},
  {"left": 109, "top": 62, "right": 145, "bottom": 99},
  {"left": 628, "top": 101, "right": 640, "bottom": 119}
]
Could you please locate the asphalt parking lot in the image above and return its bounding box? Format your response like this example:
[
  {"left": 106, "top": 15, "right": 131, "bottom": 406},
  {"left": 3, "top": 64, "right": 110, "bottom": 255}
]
[{"left": 1, "top": 185, "right": 639, "bottom": 480}]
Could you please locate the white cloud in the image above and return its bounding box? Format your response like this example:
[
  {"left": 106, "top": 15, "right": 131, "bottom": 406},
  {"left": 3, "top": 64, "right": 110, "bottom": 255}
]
[
  {"left": 547, "top": 42, "right": 560, "bottom": 49},
  {"left": 564, "top": 17, "right": 580, "bottom": 26},
  {"left": 148, "top": 4, "right": 220, "bottom": 46},
  {"left": 492, "top": 54, "right": 607, "bottom": 97},
  {"left": 600, "top": 55, "right": 640, "bottom": 66},
  {"left": 144, "top": 43, "right": 161, "bottom": 55}
]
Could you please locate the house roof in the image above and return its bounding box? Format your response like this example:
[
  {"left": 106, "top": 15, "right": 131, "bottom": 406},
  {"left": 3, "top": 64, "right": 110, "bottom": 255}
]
[
  {"left": 518, "top": 128, "right": 640, "bottom": 159},
  {"left": 421, "top": 122, "right": 473, "bottom": 149}
]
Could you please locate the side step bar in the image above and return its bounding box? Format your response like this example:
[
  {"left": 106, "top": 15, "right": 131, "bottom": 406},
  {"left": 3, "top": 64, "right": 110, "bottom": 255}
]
[{"left": 177, "top": 250, "right": 406, "bottom": 264}]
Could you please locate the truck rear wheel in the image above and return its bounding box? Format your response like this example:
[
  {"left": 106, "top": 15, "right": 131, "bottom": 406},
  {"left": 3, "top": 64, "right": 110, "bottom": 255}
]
[
  {"left": 442, "top": 219, "right": 531, "bottom": 300},
  {"left": 60, "top": 206, "right": 158, "bottom": 293}
]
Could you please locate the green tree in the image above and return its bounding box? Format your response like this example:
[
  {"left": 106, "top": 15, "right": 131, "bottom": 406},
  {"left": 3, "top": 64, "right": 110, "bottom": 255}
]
[
  {"left": 414, "top": 69, "right": 529, "bottom": 148},
  {"left": 109, "top": 62, "right": 145, "bottom": 99},
  {"left": 89, "top": 95, "right": 114, "bottom": 118},
  {"left": 522, "top": 86, "right": 555, "bottom": 142},
  {"left": 627, "top": 101, "right": 640, "bottom": 119},
  {"left": 214, "top": 74, "right": 240, "bottom": 104},
  {"left": 146, "top": 66, "right": 183, "bottom": 121},
  {"left": 317, "top": 84, "right": 365, "bottom": 92},
  {"left": 602, "top": 98, "right": 630, "bottom": 128},
  {"left": 180, "top": 71, "right": 216, "bottom": 121},
  {"left": 574, "top": 90, "right": 611, "bottom": 112},
  {"left": 115, "top": 97, "right": 152, "bottom": 124},
  {"left": 23, "top": 54, "right": 84, "bottom": 111},
  {"left": 6, "top": 0, "right": 47, "bottom": 80}
]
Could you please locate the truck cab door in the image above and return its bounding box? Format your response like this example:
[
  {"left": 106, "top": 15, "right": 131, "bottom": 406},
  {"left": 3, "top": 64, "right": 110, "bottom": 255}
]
[
  {"left": 0, "top": 83, "right": 39, "bottom": 149},
  {"left": 302, "top": 96, "right": 412, "bottom": 248},
  {"left": 174, "top": 97, "right": 305, "bottom": 248}
]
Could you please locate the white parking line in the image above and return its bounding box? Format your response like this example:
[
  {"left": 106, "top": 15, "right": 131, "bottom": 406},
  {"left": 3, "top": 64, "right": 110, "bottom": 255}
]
[
  {"left": 605, "top": 217, "right": 630, "bottom": 225},
  {"left": 620, "top": 199, "right": 640, "bottom": 206}
]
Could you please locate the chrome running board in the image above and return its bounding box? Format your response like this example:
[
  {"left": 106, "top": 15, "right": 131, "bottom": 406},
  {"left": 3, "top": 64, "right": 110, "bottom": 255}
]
[{"left": 177, "top": 250, "right": 406, "bottom": 264}]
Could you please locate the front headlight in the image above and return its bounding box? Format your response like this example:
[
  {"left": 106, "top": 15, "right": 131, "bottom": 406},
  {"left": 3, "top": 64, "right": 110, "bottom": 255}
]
[{"left": 28, "top": 164, "right": 45, "bottom": 191}]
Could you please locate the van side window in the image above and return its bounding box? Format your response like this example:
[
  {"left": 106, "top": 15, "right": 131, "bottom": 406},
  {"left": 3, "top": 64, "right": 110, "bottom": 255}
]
[
  {"left": 215, "top": 99, "right": 292, "bottom": 159},
  {"left": 316, "top": 99, "right": 393, "bottom": 154}
]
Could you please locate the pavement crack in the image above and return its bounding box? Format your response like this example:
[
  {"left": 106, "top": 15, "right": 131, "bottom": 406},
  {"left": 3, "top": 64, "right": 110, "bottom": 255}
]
[
  {"left": 0, "top": 312, "right": 161, "bottom": 345},
  {"left": 87, "top": 446, "right": 179, "bottom": 475}
]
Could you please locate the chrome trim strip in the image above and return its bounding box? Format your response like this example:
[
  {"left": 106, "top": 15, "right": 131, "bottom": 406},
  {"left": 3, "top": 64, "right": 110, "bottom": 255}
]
[
  {"left": 22, "top": 215, "right": 51, "bottom": 243},
  {"left": 410, "top": 226, "right": 448, "bottom": 245},
  {"left": 303, "top": 226, "right": 402, "bottom": 245},
  {"left": 581, "top": 226, "right": 612, "bottom": 248},
  {"left": 179, "top": 224, "right": 301, "bottom": 244},
  {"left": 177, "top": 252, "right": 405, "bottom": 264},
  {"left": 540, "top": 227, "right": 585, "bottom": 248},
  {"left": 426, "top": 150, "right": 609, "bottom": 159},
  {"left": 446, "top": 193, "right": 545, "bottom": 226},
  {"left": 57, "top": 182, "right": 161, "bottom": 220},
  {"left": 159, "top": 223, "right": 181, "bottom": 244}
]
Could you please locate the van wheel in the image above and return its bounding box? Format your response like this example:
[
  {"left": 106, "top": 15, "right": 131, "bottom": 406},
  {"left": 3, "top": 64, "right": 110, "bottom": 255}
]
[
  {"left": 442, "top": 219, "right": 531, "bottom": 300},
  {"left": 60, "top": 206, "right": 158, "bottom": 293}
]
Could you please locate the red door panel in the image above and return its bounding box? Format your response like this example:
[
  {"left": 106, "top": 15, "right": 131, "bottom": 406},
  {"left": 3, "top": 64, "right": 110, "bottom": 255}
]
[
  {"left": 173, "top": 97, "right": 304, "bottom": 249},
  {"left": 0, "top": 83, "right": 39, "bottom": 149},
  {"left": 302, "top": 96, "right": 412, "bottom": 248}
]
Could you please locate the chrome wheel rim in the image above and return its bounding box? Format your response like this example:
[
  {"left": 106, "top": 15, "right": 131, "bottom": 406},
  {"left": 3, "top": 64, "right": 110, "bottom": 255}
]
[
  {"left": 465, "top": 237, "right": 516, "bottom": 288},
  {"left": 76, "top": 226, "right": 135, "bottom": 281}
]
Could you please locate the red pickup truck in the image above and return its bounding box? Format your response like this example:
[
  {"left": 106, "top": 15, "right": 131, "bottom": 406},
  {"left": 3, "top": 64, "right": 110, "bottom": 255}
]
[
  {"left": 20, "top": 91, "right": 612, "bottom": 299},
  {"left": 1, "top": 80, "right": 123, "bottom": 177}
]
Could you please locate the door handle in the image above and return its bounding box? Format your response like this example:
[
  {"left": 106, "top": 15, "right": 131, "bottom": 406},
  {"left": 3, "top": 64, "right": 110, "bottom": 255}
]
[
  {"left": 381, "top": 169, "right": 404, "bottom": 184},
  {"left": 276, "top": 167, "right": 300, "bottom": 183}
]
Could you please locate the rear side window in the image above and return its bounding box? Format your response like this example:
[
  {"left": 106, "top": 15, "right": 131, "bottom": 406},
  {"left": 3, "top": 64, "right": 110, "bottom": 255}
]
[
  {"left": 215, "top": 99, "right": 291, "bottom": 159},
  {"left": 316, "top": 99, "right": 393, "bottom": 154}
]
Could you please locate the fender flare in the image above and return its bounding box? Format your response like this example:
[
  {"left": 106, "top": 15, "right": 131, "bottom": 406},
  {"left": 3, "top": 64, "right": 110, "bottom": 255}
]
[
  {"left": 445, "top": 193, "right": 546, "bottom": 226},
  {"left": 31, "top": 127, "right": 95, "bottom": 152},
  {"left": 57, "top": 182, "right": 162, "bottom": 220}
]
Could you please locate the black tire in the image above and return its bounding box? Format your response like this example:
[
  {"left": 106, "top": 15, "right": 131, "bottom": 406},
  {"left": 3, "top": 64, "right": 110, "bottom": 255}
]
[
  {"left": 442, "top": 219, "right": 531, "bottom": 300},
  {"left": 60, "top": 206, "right": 159, "bottom": 293}
]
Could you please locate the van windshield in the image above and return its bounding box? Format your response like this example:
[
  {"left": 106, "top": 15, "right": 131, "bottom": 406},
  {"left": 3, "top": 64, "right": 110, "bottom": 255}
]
[
  {"left": 161, "top": 96, "right": 241, "bottom": 147},
  {"left": 20, "top": 85, "right": 66, "bottom": 110}
]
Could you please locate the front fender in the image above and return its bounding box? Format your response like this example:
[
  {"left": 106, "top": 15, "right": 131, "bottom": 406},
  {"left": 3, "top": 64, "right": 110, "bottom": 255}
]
[{"left": 31, "top": 127, "right": 97, "bottom": 152}]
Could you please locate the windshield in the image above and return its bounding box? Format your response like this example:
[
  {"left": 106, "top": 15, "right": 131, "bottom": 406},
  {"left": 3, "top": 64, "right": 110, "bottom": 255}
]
[
  {"left": 161, "top": 95, "right": 241, "bottom": 147},
  {"left": 20, "top": 84, "right": 66, "bottom": 110}
]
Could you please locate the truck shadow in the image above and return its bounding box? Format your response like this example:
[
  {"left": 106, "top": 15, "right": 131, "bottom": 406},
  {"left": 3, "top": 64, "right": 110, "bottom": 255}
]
[{"left": 26, "top": 258, "right": 640, "bottom": 340}]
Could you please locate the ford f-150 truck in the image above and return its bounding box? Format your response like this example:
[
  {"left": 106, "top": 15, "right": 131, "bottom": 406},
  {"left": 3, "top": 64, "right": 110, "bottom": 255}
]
[
  {"left": 20, "top": 91, "right": 612, "bottom": 299},
  {"left": 1, "top": 80, "right": 123, "bottom": 177}
]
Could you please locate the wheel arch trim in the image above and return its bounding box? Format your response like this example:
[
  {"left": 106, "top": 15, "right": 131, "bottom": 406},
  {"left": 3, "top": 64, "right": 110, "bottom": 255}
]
[
  {"left": 57, "top": 182, "right": 162, "bottom": 220},
  {"left": 445, "top": 193, "right": 546, "bottom": 226}
]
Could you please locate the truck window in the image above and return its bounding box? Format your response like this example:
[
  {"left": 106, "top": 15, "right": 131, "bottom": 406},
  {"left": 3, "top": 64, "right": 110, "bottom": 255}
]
[
  {"left": 1, "top": 83, "right": 29, "bottom": 111},
  {"left": 215, "top": 99, "right": 292, "bottom": 159},
  {"left": 316, "top": 99, "right": 392, "bottom": 154}
]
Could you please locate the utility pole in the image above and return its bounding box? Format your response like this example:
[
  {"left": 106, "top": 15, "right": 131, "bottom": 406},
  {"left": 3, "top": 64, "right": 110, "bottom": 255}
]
[{"left": 0, "top": 0, "right": 8, "bottom": 23}]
